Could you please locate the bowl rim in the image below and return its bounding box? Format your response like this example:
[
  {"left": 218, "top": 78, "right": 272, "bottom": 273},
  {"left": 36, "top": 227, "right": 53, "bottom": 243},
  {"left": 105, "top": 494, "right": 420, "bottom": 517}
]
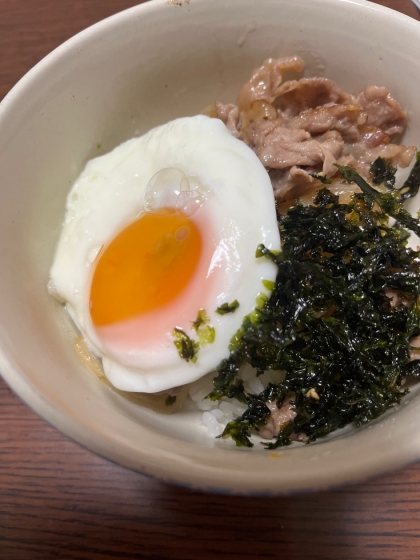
[{"left": 1, "top": 0, "right": 420, "bottom": 496}]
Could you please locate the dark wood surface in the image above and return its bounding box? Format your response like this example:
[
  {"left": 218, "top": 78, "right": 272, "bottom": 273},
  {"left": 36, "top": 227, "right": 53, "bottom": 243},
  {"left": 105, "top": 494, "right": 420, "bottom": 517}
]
[{"left": 1, "top": 1, "right": 420, "bottom": 558}]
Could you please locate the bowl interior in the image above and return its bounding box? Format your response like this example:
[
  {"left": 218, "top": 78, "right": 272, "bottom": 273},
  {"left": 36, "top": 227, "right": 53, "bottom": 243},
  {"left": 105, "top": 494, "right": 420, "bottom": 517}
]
[{"left": 1, "top": 0, "right": 420, "bottom": 494}]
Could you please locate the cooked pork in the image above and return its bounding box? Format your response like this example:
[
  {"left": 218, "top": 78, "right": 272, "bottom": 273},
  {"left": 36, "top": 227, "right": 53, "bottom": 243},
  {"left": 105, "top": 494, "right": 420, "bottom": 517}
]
[
  {"left": 270, "top": 167, "right": 314, "bottom": 202},
  {"left": 236, "top": 55, "right": 305, "bottom": 111},
  {"left": 215, "top": 101, "right": 244, "bottom": 140},
  {"left": 259, "top": 394, "right": 309, "bottom": 443},
  {"left": 207, "top": 56, "right": 416, "bottom": 202},
  {"left": 357, "top": 85, "right": 408, "bottom": 136},
  {"left": 250, "top": 120, "right": 344, "bottom": 175},
  {"left": 275, "top": 77, "right": 356, "bottom": 117},
  {"left": 259, "top": 394, "right": 296, "bottom": 440},
  {"left": 287, "top": 103, "right": 366, "bottom": 143}
]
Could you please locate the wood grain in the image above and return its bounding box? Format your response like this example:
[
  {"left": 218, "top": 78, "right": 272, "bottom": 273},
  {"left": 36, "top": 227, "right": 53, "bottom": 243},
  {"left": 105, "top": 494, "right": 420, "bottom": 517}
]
[
  {"left": 373, "top": 0, "right": 420, "bottom": 19},
  {"left": 1, "top": 1, "right": 420, "bottom": 559}
]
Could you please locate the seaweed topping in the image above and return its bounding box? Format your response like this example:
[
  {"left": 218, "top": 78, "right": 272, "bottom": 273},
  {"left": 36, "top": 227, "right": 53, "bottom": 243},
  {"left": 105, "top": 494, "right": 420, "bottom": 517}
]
[
  {"left": 369, "top": 153, "right": 420, "bottom": 201},
  {"left": 310, "top": 173, "right": 332, "bottom": 185},
  {"left": 172, "top": 328, "right": 199, "bottom": 363},
  {"left": 370, "top": 157, "right": 396, "bottom": 189},
  {"left": 192, "top": 309, "right": 209, "bottom": 330},
  {"left": 335, "top": 162, "right": 420, "bottom": 236},
  {"left": 216, "top": 301, "right": 240, "bottom": 315},
  {"left": 197, "top": 325, "right": 215, "bottom": 346},
  {"left": 400, "top": 152, "right": 420, "bottom": 201},
  {"left": 210, "top": 180, "right": 420, "bottom": 448},
  {"left": 192, "top": 309, "right": 215, "bottom": 347}
]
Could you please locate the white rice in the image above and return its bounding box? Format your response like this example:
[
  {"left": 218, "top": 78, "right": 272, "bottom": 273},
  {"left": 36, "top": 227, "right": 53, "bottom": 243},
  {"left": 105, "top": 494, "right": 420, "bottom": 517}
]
[
  {"left": 200, "top": 412, "right": 224, "bottom": 437},
  {"left": 188, "top": 364, "right": 285, "bottom": 438}
]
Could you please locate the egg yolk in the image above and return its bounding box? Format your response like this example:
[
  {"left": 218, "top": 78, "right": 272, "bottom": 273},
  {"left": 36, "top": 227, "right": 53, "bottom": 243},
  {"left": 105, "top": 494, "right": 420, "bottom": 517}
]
[{"left": 90, "top": 210, "right": 202, "bottom": 327}]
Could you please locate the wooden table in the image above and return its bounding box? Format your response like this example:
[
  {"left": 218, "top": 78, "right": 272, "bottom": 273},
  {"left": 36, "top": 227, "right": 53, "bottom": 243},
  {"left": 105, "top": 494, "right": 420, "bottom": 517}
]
[{"left": 1, "top": 1, "right": 420, "bottom": 558}]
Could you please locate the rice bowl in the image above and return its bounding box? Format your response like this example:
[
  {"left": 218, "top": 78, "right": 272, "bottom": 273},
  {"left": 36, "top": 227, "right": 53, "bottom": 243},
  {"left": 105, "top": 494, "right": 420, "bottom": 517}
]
[{"left": 0, "top": 0, "right": 420, "bottom": 494}]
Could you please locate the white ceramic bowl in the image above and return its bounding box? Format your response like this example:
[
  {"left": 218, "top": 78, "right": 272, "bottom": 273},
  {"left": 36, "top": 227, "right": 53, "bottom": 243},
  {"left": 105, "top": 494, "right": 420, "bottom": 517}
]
[{"left": 1, "top": 0, "right": 420, "bottom": 495}]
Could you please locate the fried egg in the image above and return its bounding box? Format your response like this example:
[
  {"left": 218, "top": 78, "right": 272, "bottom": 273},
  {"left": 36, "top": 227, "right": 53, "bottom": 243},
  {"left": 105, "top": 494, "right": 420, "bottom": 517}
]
[{"left": 49, "top": 116, "right": 280, "bottom": 393}]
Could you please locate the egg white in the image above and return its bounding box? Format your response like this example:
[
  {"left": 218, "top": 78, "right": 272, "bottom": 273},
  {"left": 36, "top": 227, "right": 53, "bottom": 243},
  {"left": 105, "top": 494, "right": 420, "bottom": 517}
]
[{"left": 50, "top": 116, "right": 280, "bottom": 393}]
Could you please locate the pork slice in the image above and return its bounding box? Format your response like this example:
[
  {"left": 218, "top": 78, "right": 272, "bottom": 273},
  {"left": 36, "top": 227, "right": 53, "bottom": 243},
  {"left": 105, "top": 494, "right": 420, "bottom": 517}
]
[
  {"left": 317, "top": 130, "right": 345, "bottom": 176},
  {"left": 275, "top": 77, "right": 356, "bottom": 118},
  {"left": 242, "top": 100, "right": 278, "bottom": 123},
  {"left": 358, "top": 124, "right": 391, "bottom": 149},
  {"left": 236, "top": 56, "right": 305, "bottom": 111},
  {"left": 335, "top": 154, "right": 371, "bottom": 178},
  {"left": 250, "top": 119, "right": 344, "bottom": 172},
  {"left": 270, "top": 168, "right": 318, "bottom": 205},
  {"left": 291, "top": 432, "right": 309, "bottom": 443},
  {"left": 411, "top": 335, "right": 420, "bottom": 348},
  {"left": 341, "top": 142, "right": 416, "bottom": 177},
  {"left": 385, "top": 288, "right": 412, "bottom": 309},
  {"left": 270, "top": 132, "right": 343, "bottom": 202},
  {"left": 365, "top": 143, "right": 416, "bottom": 168},
  {"left": 259, "top": 393, "right": 296, "bottom": 440},
  {"left": 215, "top": 101, "right": 244, "bottom": 140},
  {"left": 250, "top": 119, "right": 310, "bottom": 152},
  {"left": 269, "top": 168, "right": 290, "bottom": 194},
  {"left": 271, "top": 166, "right": 314, "bottom": 203},
  {"left": 253, "top": 125, "right": 321, "bottom": 168},
  {"left": 287, "top": 103, "right": 367, "bottom": 143},
  {"left": 356, "top": 86, "right": 408, "bottom": 136}
]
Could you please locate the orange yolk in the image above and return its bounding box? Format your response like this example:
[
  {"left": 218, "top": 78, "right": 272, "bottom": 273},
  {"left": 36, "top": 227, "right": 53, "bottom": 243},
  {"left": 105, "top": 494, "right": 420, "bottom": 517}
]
[{"left": 90, "top": 210, "right": 202, "bottom": 327}]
